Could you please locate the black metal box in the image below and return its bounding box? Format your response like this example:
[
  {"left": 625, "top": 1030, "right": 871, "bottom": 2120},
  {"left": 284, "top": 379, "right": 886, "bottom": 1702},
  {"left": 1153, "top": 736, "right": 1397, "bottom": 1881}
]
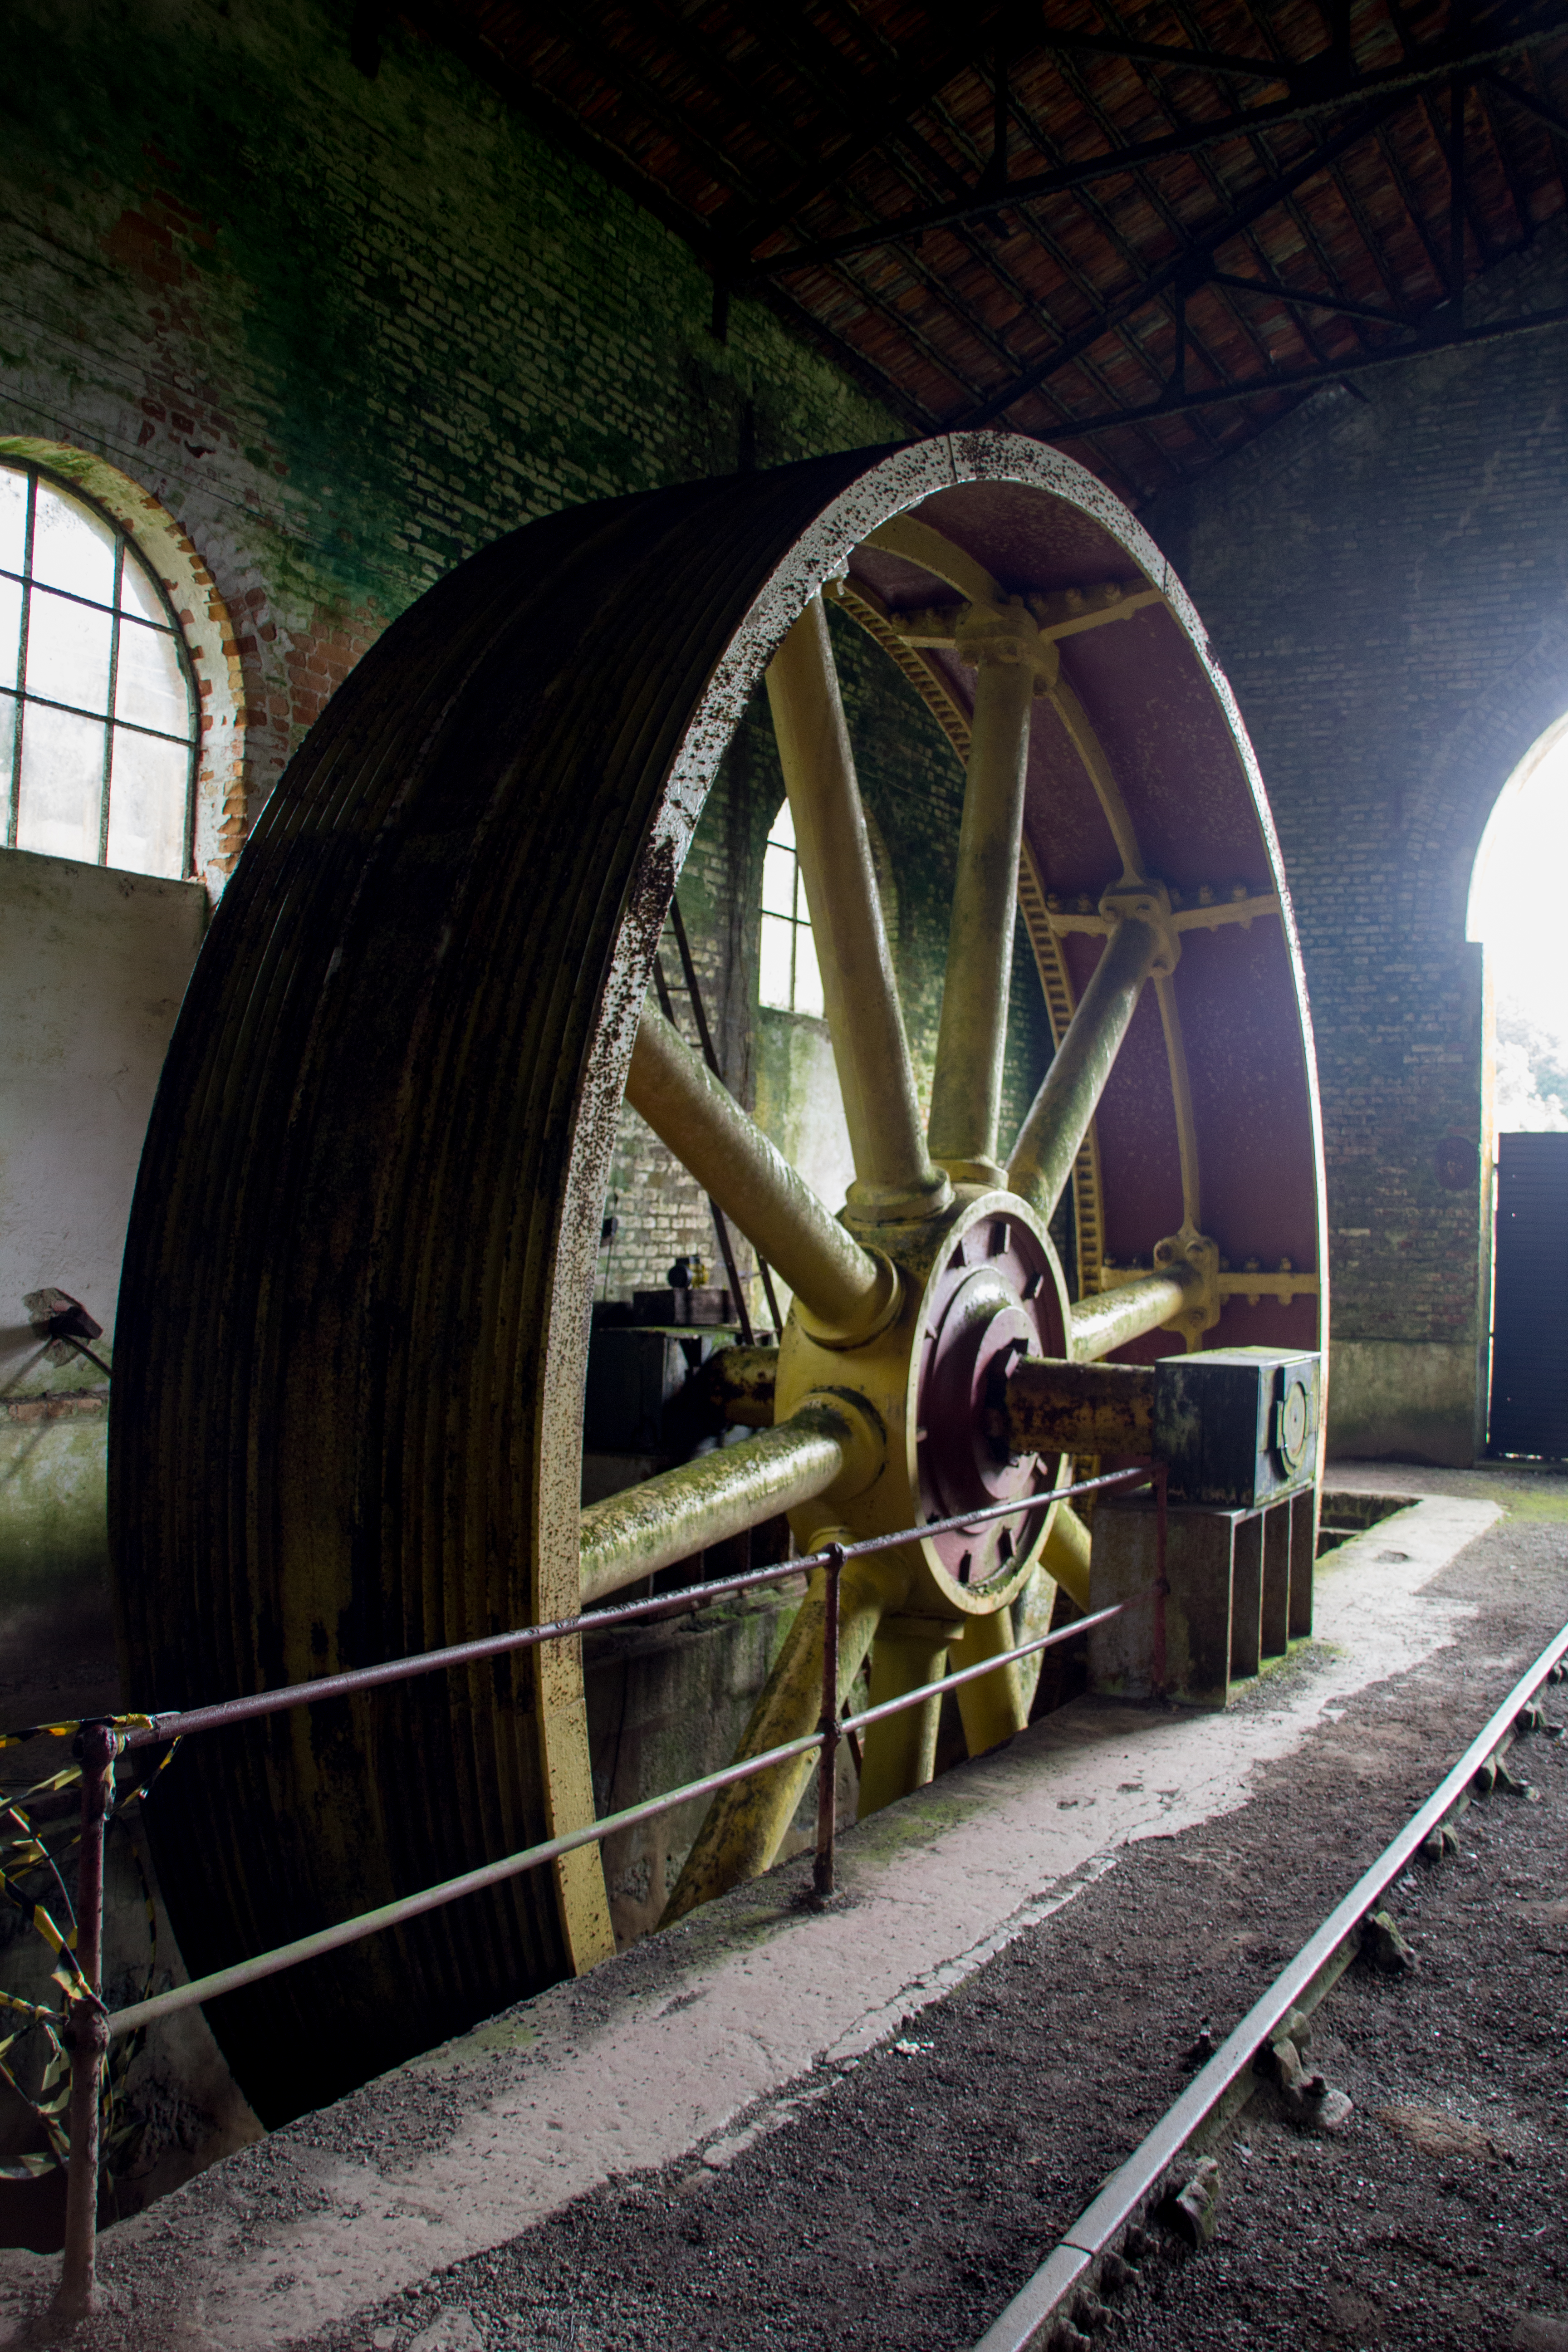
[
  {"left": 1153, "top": 1347, "right": 1320, "bottom": 1508},
  {"left": 583, "top": 1326, "right": 721, "bottom": 1456}
]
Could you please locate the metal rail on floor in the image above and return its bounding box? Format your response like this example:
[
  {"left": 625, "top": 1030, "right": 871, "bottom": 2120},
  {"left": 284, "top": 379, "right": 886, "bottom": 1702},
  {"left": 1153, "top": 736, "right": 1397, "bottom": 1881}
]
[
  {"left": 36, "top": 1461, "right": 1164, "bottom": 2326},
  {"left": 971, "top": 1611, "right": 1568, "bottom": 2352}
]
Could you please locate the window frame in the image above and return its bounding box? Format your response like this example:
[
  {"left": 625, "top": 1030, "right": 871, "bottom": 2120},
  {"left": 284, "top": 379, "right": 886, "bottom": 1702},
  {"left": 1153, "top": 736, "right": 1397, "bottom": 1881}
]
[
  {"left": 2, "top": 458, "right": 200, "bottom": 878},
  {"left": 758, "top": 799, "right": 823, "bottom": 1019}
]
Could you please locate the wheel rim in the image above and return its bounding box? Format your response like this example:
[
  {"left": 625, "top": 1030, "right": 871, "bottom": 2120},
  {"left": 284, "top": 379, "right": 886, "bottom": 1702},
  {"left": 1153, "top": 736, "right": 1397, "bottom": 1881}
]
[{"left": 110, "top": 434, "right": 1325, "bottom": 2121}]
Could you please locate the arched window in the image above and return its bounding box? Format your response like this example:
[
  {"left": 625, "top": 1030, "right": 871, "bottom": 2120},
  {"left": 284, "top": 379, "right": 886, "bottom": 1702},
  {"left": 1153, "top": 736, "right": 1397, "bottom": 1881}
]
[
  {"left": 758, "top": 799, "right": 824, "bottom": 1016},
  {"left": 1, "top": 460, "right": 198, "bottom": 878}
]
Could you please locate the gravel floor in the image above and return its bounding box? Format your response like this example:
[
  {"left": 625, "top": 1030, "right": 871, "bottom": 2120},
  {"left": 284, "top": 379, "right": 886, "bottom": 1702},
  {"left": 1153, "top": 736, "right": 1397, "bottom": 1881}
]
[
  {"left": 1112, "top": 1708, "right": 1568, "bottom": 2352},
  {"left": 283, "top": 1496, "right": 1568, "bottom": 2352}
]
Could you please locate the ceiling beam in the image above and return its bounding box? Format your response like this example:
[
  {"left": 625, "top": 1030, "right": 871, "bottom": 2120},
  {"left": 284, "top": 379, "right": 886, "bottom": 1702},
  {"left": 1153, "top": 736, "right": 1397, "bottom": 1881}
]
[
  {"left": 719, "top": 25, "right": 1007, "bottom": 261},
  {"left": 1207, "top": 269, "right": 1419, "bottom": 328},
  {"left": 1029, "top": 27, "right": 1295, "bottom": 86},
  {"left": 1485, "top": 65, "right": 1568, "bottom": 140},
  {"left": 747, "top": 11, "right": 1567, "bottom": 276},
  {"left": 1016, "top": 299, "right": 1568, "bottom": 444},
  {"left": 956, "top": 91, "right": 1413, "bottom": 427}
]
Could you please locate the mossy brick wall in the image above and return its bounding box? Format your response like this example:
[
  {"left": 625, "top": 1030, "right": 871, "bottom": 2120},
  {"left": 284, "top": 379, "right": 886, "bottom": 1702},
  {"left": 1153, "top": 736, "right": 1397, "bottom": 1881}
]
[
  {"left": 1147, "top": 223, "right": 1568, "bottom": 1464},
  {"left": 0, "top": 0, "right": 909, "bottom": 1692},
  {"left": 0, "top": 0, "right": 1053, "bottom": 1646},
  {"left": 1, "top": 0, "right": 895, "bottom": 833}
]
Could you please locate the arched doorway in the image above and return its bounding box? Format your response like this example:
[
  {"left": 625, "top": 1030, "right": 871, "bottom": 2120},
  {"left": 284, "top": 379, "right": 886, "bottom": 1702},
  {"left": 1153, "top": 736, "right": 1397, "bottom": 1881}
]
[{"left": 1467, "top": 712, "right": 1568, "bottom": 1455}]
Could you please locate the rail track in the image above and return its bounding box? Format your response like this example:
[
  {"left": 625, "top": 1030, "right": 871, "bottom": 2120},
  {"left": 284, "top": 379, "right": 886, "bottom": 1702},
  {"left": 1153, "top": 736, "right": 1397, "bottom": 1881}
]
[{"left": 974, "top": 1615, "right": 1568, "bottom": 2352}]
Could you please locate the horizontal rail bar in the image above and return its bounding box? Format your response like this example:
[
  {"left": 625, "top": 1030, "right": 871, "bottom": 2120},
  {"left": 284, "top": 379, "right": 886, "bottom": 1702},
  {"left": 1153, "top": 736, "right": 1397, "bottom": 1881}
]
[
  {"left": 107, "top": 1602, "right": 1125, "bottom": 2039},
  {"left": 122, "top": 1467, "right": 1150, "bottom": 1749},
  {"left": 106, "top": 1730, "right": 819, "bottom": 2037},
  {"left": 971, "top": 1611, "right": 1568, "bottom": 2352}
]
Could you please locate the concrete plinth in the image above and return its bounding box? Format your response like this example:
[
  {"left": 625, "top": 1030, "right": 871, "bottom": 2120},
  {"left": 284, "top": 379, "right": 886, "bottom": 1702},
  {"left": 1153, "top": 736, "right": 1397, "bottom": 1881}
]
[{"left": 1088, "top": 1486, "right": 1316, "bottom": 1709}]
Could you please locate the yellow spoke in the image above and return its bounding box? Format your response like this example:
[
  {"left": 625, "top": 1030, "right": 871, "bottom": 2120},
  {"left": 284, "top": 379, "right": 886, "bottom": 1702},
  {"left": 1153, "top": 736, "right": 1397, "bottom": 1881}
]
[
  {"left": 579, "top": 1410, "right": 852, "bottom": 1604},
  {"left": 1068, "top": 1270, "right": 1199, "bottom": 1362},
  {"left": 627, "top": 1003, "right": 897, "bottom": 1343},
  {"left": 1007, "top": 886, "right": 1177, "bottom": 1223},
  {"left": 662, "top": 1551, "right": 898, "bottom": 1925},
  {"left": 766, "top": 598, "right": 949, "bottom": 1221},
  {"left": 927, "top": 649, "right": 1036, "bottom": 1182}
]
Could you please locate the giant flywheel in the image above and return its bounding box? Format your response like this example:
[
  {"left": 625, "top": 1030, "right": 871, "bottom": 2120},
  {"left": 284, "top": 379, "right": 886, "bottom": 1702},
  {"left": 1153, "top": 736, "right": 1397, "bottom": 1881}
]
[{"left": 109, "top": 435, "right": 1325, "bottom": 2122}]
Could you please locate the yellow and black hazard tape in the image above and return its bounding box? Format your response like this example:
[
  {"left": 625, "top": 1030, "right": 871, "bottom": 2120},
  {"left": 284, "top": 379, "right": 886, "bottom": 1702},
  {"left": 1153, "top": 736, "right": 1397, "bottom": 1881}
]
[
  {"left": 0, "top": 1730, "right": 180, "bottom": 2179},
  {"left": 0, "top": 1712, "right": 155, "bottom": 1753}
]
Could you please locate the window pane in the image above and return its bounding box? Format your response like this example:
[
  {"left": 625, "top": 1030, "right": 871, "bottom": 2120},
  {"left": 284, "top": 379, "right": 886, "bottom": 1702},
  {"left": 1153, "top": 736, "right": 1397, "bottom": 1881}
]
[
  {"left": 0, "top": 574, "right": 20, "bottom": 692},
  {"left": 0, "top": 470, "right": 26, "bottom": 576},
  {"left": 116, "top": 615, "right": 189, "bottom": 737},
  {"left": 794, "top": 921, "right": 824, "bottom": 1019},
  {"left": 26, "top": 585, "right": 113, "bottom": 712},
  {"left": 29, "top": 482, "right": 116, "bottom": 605},
  {"left": 759, "top": 913, "right": 794, "bottom": 1010},
  {"left": 107, "top": 728, "right": 189, "bottom": 877},
  {"left": 761, "top": 840, "right": 796, "bottom": 918},
  {"left": 16, "top": 702, "right": 105, "bottom": 861},
  {"left": 766, "top": 798, "right": 795, "bottom": 852},
  {"left": 119, "top": 547, "right": 169, "bottom": 626}
]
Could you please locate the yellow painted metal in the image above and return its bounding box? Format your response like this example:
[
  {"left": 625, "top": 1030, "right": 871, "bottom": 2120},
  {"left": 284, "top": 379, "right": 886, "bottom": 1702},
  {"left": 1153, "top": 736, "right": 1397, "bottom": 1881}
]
[
  {"left": 867, "top": 582, "right": 1166, "bottom": 653},
  {"left": 1045, "top": 890, "right": 1282, "bottom": 939},
  {"left": 703, "top": 1346, "right": 778, "bottom": 1427},
  {"left": 773, "top": 1188, "right": 1069, "bottom": 1627},
  {"left": 765, "top": 599, "right": 949, "bottom": 1223},
  {"left": 1017, "top": 844, "right": 1106, "bottom": 1303},
  {"left": 863, "top": 516, "right": 1007, "bottom": 608},
  {"left": 1154, "top": 972, "right": 1202, "bottom": 1245},
  {"left": 1003, "top": 1358, "right": 1156, "bottom": 1455},
  {"left": 1007, "top": 907, "right": 1170, "bottom": 1224},
  {"left": 1069, "top": 1270, "right": 1196, "bottom": 1362},
  {"left": 928, "top": 646, "right": 1039, "bottom": 1185},
  {"left": 1041, "top": 1503, "right": 1093, "bottom": 1611},
  {"left": 661, "top": 1546, "right": 902, "bottom": 1925},
  {"left": 948, "top": 1605, "right": 1028, "bottom": 1760},
  {"left": 1047, "top": 675, "right": 1145, "bottom": 882},
  {"left": 858, "top": 1615, "right": 957, "bottom": 1816},
  {"left": 579, "top": 1408, "right": 852, "bottom": 1604},
  {"left": 627, "top": 1003, "right": 897, "bottom": 1344},
  {"left": 634, "top": 511, "right": 1283, "bottom": 1911},
  {"left": 1011, "top": 1556, "right": 1061, "bottom": 1715}
]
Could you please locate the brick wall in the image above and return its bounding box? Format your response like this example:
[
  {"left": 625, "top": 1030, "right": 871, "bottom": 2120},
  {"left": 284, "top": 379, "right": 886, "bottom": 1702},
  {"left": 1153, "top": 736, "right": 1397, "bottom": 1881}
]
[
  {"left": 1147, "top": 221, "right": 1568, "bottom": 1462},
  {"left": 1, "top": 0, "right": 918, "bottom": 1342},
  {"left": 3, "top": 0, "right": 895, "bottom": 830}
]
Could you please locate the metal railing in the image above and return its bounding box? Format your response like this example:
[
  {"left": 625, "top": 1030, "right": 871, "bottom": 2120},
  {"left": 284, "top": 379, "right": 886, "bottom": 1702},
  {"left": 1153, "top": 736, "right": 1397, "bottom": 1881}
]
[{"left": 34, "top": 1462, "right": 1165, "bottom": 2324}]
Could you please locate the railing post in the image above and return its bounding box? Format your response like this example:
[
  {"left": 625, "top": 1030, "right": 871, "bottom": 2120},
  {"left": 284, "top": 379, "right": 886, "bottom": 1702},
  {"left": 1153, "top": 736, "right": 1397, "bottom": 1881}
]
[
  {"left": 50, "top": 1719, "right": 119, "bottom": 2328},
  {"left": 1151, "top": 1463, "right": 1169, "bottom": 1699},
  {"left": 812, "top": 1544, "right": 844, "bottom": 1907}
]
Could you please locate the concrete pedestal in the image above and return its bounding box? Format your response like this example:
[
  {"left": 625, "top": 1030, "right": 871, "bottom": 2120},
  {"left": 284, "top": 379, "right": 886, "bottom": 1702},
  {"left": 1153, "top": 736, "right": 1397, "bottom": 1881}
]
[{"left": 1088, "top": 1485, "right": 1317, "bottom": 1710}]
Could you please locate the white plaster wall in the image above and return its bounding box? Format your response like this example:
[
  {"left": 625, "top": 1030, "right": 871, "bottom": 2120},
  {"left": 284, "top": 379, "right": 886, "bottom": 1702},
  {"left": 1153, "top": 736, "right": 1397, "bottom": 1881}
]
[{"left": 0, "top": 848, "right": 204, "bottom": 1387}]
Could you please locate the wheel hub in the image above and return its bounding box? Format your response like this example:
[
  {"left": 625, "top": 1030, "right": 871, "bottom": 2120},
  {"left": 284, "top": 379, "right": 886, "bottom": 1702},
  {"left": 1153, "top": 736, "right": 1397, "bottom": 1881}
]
[
  {"left": 916, "top": 1207, "right": 1066, "bottom": 1592},
  {"left": 775, "top": 1187, "right": 1071, "bottom": 1617}
]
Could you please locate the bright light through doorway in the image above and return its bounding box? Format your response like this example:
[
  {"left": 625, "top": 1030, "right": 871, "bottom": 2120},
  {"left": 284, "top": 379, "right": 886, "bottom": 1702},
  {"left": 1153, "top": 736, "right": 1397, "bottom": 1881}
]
[{"left": 1468, "top": 715, "right": 1568, "bottom": 1131}]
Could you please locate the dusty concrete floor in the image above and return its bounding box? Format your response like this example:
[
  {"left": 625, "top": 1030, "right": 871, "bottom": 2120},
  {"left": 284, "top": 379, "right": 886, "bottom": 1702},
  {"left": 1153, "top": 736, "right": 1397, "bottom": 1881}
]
[
  {"left": 280, "top": 1496, "right": 1568, "bottom": 2352},
  {"left": 1, "top": 1462, "right": 1562, "bottom": 2349}
]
